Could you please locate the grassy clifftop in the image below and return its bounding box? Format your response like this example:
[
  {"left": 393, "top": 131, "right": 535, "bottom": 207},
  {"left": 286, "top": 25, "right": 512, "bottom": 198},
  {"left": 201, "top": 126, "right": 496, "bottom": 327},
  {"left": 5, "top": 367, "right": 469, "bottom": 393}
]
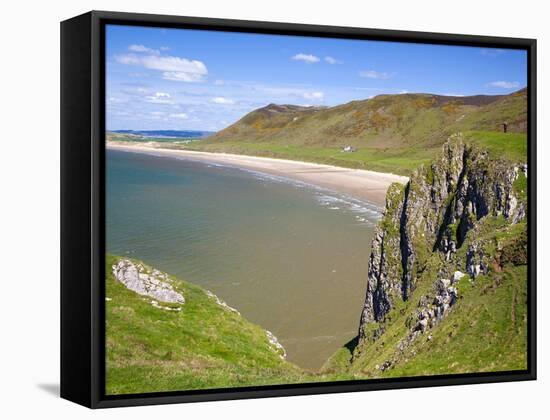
[{"left": 106, "top": 255, "right": 306, "bottom": 394}]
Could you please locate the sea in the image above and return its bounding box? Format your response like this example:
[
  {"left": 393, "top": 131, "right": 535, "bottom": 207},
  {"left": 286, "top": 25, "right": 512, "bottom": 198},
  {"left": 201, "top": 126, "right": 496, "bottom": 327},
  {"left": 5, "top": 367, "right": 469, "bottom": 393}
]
[
  {"left": 106, "top": 148, "right": 380, "bottom": 370},
  {"left": 111, "top": 129, "right": 214, "bottom": 139}
]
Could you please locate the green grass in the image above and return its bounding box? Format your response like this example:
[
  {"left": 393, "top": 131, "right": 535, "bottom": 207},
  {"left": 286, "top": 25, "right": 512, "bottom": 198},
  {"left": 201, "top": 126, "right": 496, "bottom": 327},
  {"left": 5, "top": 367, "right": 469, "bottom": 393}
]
[
  {"left": 182, "top": 141, "right": 433, "bottom": 175},
  {"left": 109, "top": 130, "right": 525, "bottom": 177},
  {"left": 514, "top": 171, "right": 528, "bottom": 202},
  {"left": 105, "top": 255, "right": 356, "bottom": 395},
  {"left": 464, "top": 131, "right": 527, "bottom": 163},
  {"left": 382, "top": 265, "right": 527, "bottom": 377}
]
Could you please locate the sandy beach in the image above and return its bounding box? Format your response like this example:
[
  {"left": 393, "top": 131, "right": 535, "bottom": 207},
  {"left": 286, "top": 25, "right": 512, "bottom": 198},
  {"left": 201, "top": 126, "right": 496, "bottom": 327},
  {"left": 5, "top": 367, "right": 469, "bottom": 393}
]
[{"left": 107, "top": 142, "right": 409, "bottom": 206}]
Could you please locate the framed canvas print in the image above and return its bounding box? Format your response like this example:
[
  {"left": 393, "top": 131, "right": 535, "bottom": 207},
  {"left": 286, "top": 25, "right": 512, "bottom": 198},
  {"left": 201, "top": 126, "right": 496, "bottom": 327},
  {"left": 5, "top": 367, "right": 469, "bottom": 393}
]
[{"left": 60, "top": 10, "right": 536, "bottom": 408}]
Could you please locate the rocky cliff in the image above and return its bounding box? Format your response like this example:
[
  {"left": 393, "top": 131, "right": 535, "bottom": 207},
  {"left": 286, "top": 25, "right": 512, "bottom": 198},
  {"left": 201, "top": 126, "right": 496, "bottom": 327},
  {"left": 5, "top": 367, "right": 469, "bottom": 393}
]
[{"left": 350, "top": 132, "right": 528, "bottom": 373}]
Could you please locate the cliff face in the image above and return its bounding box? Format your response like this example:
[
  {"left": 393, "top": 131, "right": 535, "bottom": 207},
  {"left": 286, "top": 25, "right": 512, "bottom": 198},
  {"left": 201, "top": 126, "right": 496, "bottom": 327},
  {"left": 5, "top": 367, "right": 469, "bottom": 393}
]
[{"left": 355, "top": 133, "right": 527, "bottom": 364}]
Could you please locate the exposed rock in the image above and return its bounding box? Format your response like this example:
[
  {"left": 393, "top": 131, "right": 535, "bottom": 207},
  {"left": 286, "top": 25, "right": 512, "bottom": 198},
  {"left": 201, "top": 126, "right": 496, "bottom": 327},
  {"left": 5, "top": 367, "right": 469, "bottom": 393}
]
[
  {"left": 466, "top": 242, "right": 489, "bottom": 278},
  {"left": 379, "top": 360, "right": 393, "bottom": 371},
  {"left": 519, "top": 163, "right": 528, "bottom": 178},
  {"left": 112, "top": 259, "right": 185, "bottom": 305},
  {"left": 359, "top": 186, "right": 405, "bottom": 327},
  {"left": 206, "top": 290, "right": 240, "bottom": 315},
  {"left": 266, "top": 330, "right": 287, "bottom": 360},
  {"left": 453, "top": 270, "right": 465, "bottom": 283},
  {"left": 378, "top": 273, "right": 463, "bottom": 371},
  {"left": 358, "top": 133, "right": 526, "bottom": 345}
]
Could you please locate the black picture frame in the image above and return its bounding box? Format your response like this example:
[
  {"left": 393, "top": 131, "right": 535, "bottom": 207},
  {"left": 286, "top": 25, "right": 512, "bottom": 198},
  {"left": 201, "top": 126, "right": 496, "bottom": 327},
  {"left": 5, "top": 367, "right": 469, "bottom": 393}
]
[{"left": 60, "top": 10, "right": 537, "bottom": 409}]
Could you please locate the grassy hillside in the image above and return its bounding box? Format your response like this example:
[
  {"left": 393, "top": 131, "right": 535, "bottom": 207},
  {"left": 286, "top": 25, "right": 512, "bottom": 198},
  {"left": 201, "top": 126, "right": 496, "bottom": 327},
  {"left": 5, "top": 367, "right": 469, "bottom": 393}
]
[
  {"left": 178, "top": 89, "right": 527, "bottom": 175},
  {"left": 340, "top": 220, "right": 527, "bottom": 378},
  {"left": 206, "top": 90, "right": 526, "bottom": 147},
  {"left": 327, "top": 263, "right": 527, "bottom": 377},
  {"left": 105, "top": 255, "right": 355, "bottom": 395}
]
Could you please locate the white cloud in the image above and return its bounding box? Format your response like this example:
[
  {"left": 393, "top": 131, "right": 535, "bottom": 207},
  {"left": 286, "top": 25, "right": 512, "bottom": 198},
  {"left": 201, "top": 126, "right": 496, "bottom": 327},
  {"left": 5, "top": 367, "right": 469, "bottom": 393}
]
[
  {"left": 116, "top": 54, "right": 208, "bottom": 83},
  {"left": 116, "top": 54, "right": 141, "bottom": 66},
  {"left": 160, "top": 46, "right": 171, "bottom": 51},
  {"left": 128, "top": 72, "right": 149, "bottom": 78},
  {"left": 291, "top": 53, "right": 320, "bottom": 64},
  {"left": 324, "top": 56, "right": 342, "bottom": 65},
  {"left": 163, "top": 71, "right": 206, "bottom": 82},
  {"left": 169, "top": 113, "right": 188, "bottom": 119},
  {"left": 359, "top": 70, "right": 394, "bottom": 80},
  {"left": 214, "top": 79, "right": 225, "bottom": 86},
  {"left": 145, "top": 92, "right": 173, "bottom": 104},
  {"left": 486, "top": 80, "right": 520, "bottom": 89},
  {"left": 252, "top": 85, "right": 325, "bottom": 102},
  {"left": 442, "top": 93, "right": 465, "bottom": 97},
  {"left": 128, "top": 44, "right": 159, "bottom": 55},
  {"left": 140, "top": 55, "right": 206, "bottom": 73},
  {"left": 211, "top": 97, "right": 235, "bottom": 105},
  {"left": 302, "top": 91, "right": 324, "bottom": 101}
]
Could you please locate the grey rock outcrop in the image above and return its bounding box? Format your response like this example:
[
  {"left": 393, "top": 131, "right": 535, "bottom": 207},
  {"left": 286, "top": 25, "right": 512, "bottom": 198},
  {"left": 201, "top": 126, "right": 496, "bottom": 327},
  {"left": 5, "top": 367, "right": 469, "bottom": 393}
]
[
  {"left": 113, "top": 259, "right": 185, "bottom": 304},
  {"left": 266, "top": 330, "right": 287, "bottom": 360},
  {"left": 206, "top": 290, "right": 240, "bottom": 314}
]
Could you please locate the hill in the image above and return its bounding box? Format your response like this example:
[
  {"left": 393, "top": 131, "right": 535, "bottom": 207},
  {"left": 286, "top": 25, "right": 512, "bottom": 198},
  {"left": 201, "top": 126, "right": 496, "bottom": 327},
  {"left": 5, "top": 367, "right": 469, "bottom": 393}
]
[{"left": 187, "top": 89, "right": 526, "bottom": 175}]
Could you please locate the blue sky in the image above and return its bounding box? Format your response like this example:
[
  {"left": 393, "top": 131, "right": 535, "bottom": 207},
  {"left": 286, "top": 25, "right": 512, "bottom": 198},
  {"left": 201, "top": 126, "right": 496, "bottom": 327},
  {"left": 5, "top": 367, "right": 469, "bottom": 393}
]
[{"left": 106, "top": 24, "right": 527, "bottom": 131}]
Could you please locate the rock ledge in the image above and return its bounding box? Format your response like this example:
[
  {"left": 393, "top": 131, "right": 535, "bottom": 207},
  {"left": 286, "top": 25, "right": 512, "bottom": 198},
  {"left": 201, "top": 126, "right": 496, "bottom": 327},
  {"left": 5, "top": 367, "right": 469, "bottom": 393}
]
[{"left": 112, "top": 259, "right": 185, "bottom": 305}]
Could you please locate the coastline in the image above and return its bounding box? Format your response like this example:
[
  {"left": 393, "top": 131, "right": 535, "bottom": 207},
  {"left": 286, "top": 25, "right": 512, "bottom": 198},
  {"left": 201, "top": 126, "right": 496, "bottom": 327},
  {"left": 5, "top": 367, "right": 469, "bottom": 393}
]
[{"left": 107, "top": 141, "right": 409, "bottom": 206}]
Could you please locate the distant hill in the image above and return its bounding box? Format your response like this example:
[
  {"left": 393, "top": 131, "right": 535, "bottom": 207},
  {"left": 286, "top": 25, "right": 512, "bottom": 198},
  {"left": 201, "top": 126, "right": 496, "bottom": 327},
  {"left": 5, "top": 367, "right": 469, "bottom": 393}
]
[
  {"left": 111, "top": 130, "right": 214, "bottom": 138},
  {"left": 184, "top": 89, "right": 527, "bottom": 175},
  {"left": 205, "top": 89, "right": 526, "bottom": 149}
]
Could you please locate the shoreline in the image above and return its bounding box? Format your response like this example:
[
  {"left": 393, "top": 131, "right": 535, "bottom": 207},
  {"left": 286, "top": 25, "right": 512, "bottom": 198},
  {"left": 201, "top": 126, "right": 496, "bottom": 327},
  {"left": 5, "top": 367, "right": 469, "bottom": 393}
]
[{"left": 107, "top": 141, "right": 409, "bottom": 206}]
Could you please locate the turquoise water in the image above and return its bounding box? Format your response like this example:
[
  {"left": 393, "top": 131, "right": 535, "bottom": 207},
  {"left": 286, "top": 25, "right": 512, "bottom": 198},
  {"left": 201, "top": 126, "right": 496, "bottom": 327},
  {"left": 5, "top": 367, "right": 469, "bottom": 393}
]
[{"left": 106, "top": 149, "right": 380, "bottom": 369}]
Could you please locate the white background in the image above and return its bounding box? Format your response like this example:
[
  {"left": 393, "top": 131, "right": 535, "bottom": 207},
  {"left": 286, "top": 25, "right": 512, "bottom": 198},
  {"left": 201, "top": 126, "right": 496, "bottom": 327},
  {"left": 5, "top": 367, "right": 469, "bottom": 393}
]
[{"left": 0, "top": 0, "right": 547, "bottom": 418}]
